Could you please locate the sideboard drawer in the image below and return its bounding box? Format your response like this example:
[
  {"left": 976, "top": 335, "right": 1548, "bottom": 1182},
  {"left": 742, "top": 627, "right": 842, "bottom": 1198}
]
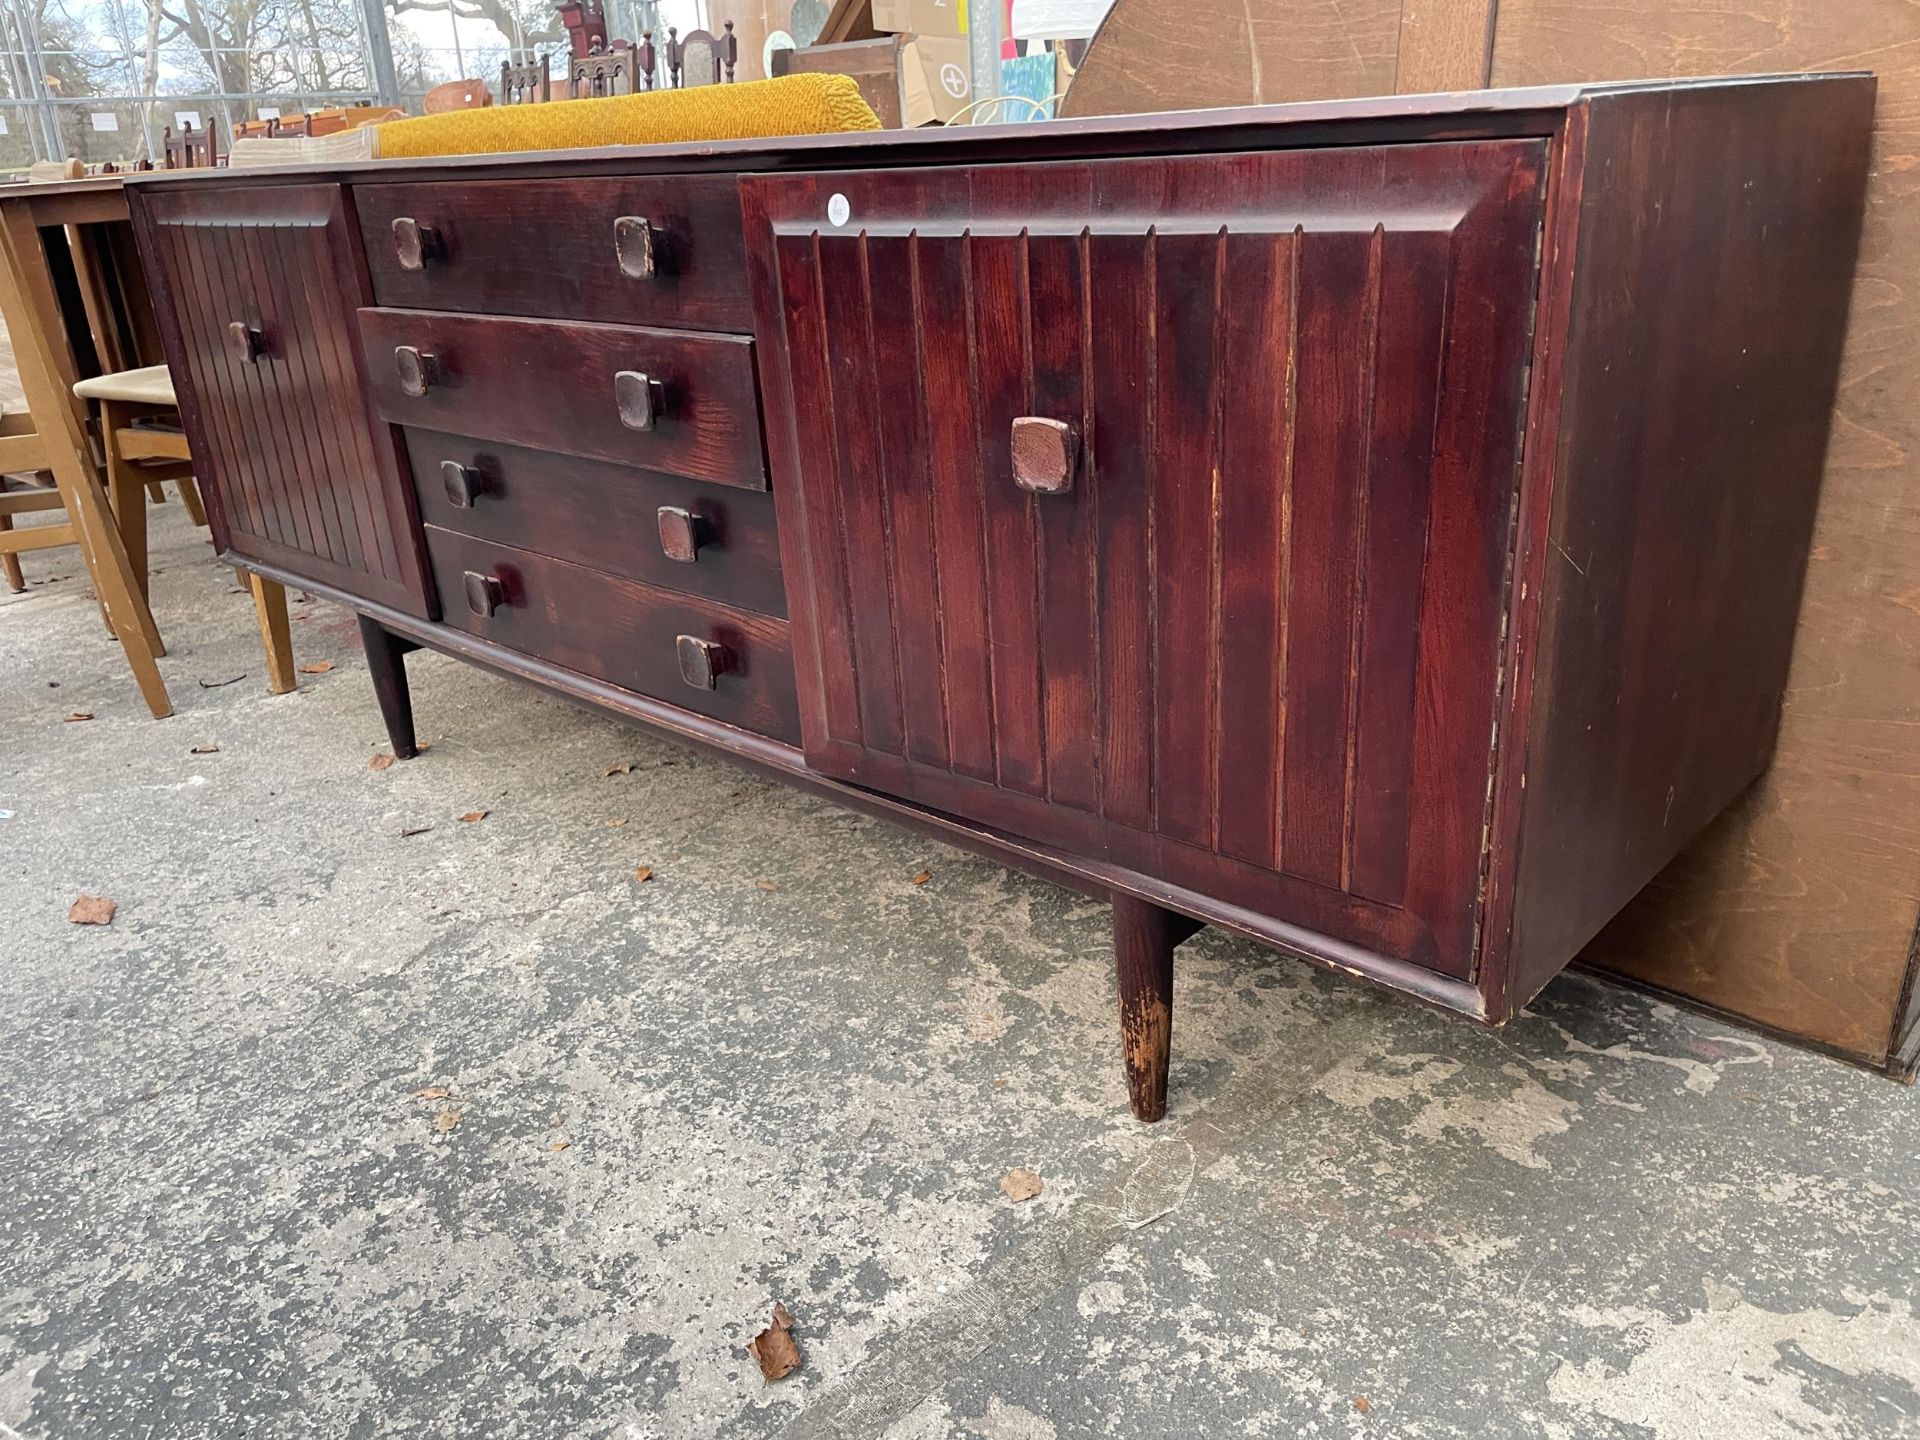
[
  {"left": 357, "top": 175, "right": 753, "bottom": 332},
  {"left": 406, "top": 429, "right": 787, "bottom": 617},
  {"left": 359, "top": 307, "right": 768, "bottom": 490},
  {"left": 423, "top": 525, "right": 800, "bottom": 743}
]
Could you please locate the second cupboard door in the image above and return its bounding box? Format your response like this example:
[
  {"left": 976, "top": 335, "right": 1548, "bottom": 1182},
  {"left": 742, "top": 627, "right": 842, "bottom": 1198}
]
[{"left": 743, "top": 141, "right": 1546, "bottom": 978}]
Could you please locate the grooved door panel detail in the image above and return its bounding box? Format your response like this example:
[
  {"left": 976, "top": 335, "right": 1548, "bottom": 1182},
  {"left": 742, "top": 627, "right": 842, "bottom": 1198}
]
[
  {"left": 138, "top": 183, "right": 433, "bottom": 617},
  {"left": 744, "top": 142, "right": 1546, "bottom": 977}
]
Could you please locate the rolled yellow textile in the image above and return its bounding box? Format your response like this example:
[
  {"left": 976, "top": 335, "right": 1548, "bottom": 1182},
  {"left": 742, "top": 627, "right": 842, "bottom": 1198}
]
[{"left": 376, "top": 73, "right": 882, "bottom": 159}]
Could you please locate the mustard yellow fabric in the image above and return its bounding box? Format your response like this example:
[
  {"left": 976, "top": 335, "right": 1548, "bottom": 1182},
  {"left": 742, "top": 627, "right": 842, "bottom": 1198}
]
[{"left": 376, "top": 74, "right": 881, "bottom": 159}]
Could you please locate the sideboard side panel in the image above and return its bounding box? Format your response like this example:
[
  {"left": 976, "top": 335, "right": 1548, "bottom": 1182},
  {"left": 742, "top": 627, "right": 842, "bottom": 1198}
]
[{"left": 1495, "top": 77, "right": 1877, "bottom": 1015}]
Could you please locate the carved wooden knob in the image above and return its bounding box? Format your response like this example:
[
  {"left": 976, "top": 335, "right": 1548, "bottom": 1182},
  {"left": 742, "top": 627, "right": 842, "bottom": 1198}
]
[
  {"left": 441, "top": 460, "right": 482, "bottom": 508},
  {"left": 614, "top": 370, "right": 666, "bottom": 432},
  {"left": 394, "top": 345, "right": 438, "bottom": 398},
  {"left": 657, "top": 505, "right": 706, "bottom": 563},
  {"left": 226, "top": 321, "right": 265, "bottom": 364},
  {"left": 391, "top": 216, "right": 442, "bottom": 271},
  {"left": 613, "top": 215, "right": 657, "bottom": 279},
  {"left": 675, "top": 634, "right": 730, "bottom": 690},
  {"left": 463, "top": 569, "right": 506, "bottom": 617},
  {"left": 1011, "top": 416, "right": 1079, "bottom": 495}
]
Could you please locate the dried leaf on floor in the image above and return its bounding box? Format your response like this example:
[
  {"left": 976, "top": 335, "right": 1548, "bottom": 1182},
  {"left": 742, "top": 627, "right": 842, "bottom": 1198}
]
[
  {"left": 299, "top": 661, "right": 334, "bottom": 674},
  {"left": 605, "top": 818, "right": 627, "bottom": 828},
  {"left": 992, "top": 1077, "right": 1010, "bottom": 1090},
  {"left": 67, "top": 895, "right": 116, "bottom": 926},
  {"left": 400, "top": 825, "right": 434, "bottom": 839},
  {"left": 547, "top": 1139, "right": 571, "bottom": 1153},
  {"left": 433, "top": 1109, "right": 462, "bottom": 1132},
  {"left": 190, "top": 743, "right": 220, "bottom": 754},
  {"left": 412, "top": 1086, "right": 449, "bottom": 1101},
  {"left": 1353, "top": 1397, "right": 1372, "bottom": 1415},
  {"left": 369, "top": 754, "right": 395, "bottom": 771},
  {"left": 755, "top": 879, "right": 778, "bottom": 894},
  {"left": 604, "top": 762, "right": 634, "bottom": 777},
  {"left": 911, "top": 869, "right": 933, "bottom": 885},
  {"left": 748, "top": 1302, "right": 801, "bottom": 1382},
  {"left": 634, "top": 866, "right": 653, "bottom": 883},
  {"left": 999, "top": 1167, "right": 1043, "bottom": 1203},
  {"left": 459, "top": 810, "right": 489, "bottom": 823},
  {"left": 63, "top": 711, "right": 94, "bottom": 723}
]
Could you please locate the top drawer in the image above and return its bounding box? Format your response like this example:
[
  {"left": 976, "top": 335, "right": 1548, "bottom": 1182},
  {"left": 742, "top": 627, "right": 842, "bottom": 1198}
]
[{"left": 355, "top": 176, "right": 753, "bottom": 333}]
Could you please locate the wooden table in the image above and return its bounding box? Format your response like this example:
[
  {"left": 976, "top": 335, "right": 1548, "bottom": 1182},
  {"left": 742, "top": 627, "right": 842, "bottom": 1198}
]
[{"left": 0, "top": 176, "right": 172, "bottom": 717}]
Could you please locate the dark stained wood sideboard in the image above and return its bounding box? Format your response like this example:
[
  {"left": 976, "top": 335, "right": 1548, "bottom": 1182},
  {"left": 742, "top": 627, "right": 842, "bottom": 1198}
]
[{"left": 126, "top": 75, "right": 1874, "bottom": 1121}]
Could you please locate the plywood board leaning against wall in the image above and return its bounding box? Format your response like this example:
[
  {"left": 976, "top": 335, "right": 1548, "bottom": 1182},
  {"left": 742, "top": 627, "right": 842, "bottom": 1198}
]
[{"left": 1491, "top": 1, "right": 1920, "bottom": 1075}]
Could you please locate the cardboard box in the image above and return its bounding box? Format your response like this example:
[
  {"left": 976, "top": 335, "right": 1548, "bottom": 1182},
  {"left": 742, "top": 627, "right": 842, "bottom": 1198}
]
[
  {"left": 900, "top": 34, "right": 974, "bottom": 124},
  {"left": 872, "top": 0, "right": 968, "bottom": 40}
]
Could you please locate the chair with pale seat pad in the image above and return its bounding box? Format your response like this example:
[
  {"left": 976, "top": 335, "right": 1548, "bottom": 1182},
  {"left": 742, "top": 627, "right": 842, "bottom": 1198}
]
[{"left": 72, "top": 365, "right": 298, "bottom": 695}]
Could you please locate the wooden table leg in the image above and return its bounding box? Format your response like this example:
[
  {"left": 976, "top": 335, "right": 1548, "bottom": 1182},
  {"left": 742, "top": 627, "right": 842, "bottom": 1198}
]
[
  {"left": 0, "top": 512, "right": 23, "bottom": 592},
  {"left": 359, "top": 614, "right": 419, "bottom": 759},
  {"left": 88, "top": 399, "right": 166, "bottom": 658},
  {"left": 1112, "top": 894, "right": 1203, "bottom": 1123},
  {"left": 249, "top": 573, "right": 297, "bottom": 695},
  {"left": 0, "top": 208, "right": 170, "bottom": 718}
]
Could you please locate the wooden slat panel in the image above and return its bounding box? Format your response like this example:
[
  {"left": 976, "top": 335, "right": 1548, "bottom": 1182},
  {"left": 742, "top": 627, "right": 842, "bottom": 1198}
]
[
  {"left": 773, "top": 232, "right": 864, "bottom": 749},
  {"left": 969, "top": 232, "right": 1048, "bottom": 798},
  {"left": 914, "top": 234, "right": 998, "bottom": 784},
  {"left": 864, "top": 234, "right": 952, "bottom": 769},
  {"left": 817, "top": 233, "right": 907, "bottom": 759},
  {"left": 1150, "top": 230, "right": 1224, "bottom": 850},
  {"left": 1349, "top": 230, "right": 1450, "bottom": 905},
  {"left": 1027, "top": 231, "right": 1100, "bottom": 814},
  {"left": 1088, "top": 233, "right": 1156, "bottom": 833},
  {"left": 1215, "top": 228, "right": 1299, "bottom": 871},
  {"left": 1281, "top": 227, "right": 1379, "bottom": 888},
  {"left": 254, "top": 220, "right": 364, "bottom": 576}
]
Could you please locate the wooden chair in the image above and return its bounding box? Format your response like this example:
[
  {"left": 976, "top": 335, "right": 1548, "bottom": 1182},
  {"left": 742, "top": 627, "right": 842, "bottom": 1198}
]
[
  {"left": 571, "top": 43, "right": 638, "bottom": 99},
  {"left": 667, "top": 23, "right": 739, "bottom": 87},
  {"left": 72, "top": 364, "right": 297, "bottom": 695},
  {"left": 499, "top": 54, "right": 552, "bottom": 105},
  {"left": 162, "top": 121, "right": 219, "bottom": 170}
]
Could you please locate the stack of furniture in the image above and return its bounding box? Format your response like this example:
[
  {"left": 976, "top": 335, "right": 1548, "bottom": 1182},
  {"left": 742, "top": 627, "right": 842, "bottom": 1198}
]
[{"left": 126, "top": 74, "right": 1872, "bottom": 1118}]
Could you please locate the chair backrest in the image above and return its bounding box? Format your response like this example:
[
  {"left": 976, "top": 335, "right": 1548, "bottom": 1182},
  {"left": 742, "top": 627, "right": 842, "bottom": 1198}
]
[
  {"left": 424, "top": 78, "right": 491, "bottom": 113},
  {"left": 570, "top": 45, "right": 636, "bottom": 99},
  {"left": 162, "top": 120, "right": 219, "bottom": 169},
  {"left": 668, "top": 23, "right": 739, "bottom": 87},
  {"left": 499, "top": 54, "right": 552, "bottom": 105}
]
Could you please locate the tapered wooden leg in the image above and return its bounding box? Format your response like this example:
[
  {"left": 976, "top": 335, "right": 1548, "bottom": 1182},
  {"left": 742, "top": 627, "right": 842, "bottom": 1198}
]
[
  {"left": 359, "top": 614, "right": 418, "bottom": 759},
  {"left": 1112, "top": 895, "right": 1202, "bottom": 1123},
  {"left": 176, "top": 473, "right": 208, "bottom": 527},
  {"left": 0, "top": 513, "right": 23, "bottom": 592},
  {"left": 249, "top": 573, "right": 296, "bottom": 694},
  {"left": 101, "top": 402, "right": 165, "bottom": 657}
]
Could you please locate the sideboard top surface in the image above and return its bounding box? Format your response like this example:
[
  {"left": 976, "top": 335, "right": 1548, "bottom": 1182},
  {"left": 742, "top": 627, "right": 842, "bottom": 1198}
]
[{"left": 118, "top": 72, "right": 1867, "bottom": 190}]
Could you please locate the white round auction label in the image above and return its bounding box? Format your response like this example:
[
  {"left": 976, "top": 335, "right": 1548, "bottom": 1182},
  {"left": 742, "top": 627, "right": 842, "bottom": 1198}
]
[{"left": 827, "top": 193, "right": 851, "bottom": 228}]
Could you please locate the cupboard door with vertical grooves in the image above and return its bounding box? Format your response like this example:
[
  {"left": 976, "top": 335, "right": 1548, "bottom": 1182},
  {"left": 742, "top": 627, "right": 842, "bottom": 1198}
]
[
  {"left": 744, "top": 142, "right": 1545, "bottom": 979},
  {"left": 134, "top": 183, "right": 434, "bottom": 618}
]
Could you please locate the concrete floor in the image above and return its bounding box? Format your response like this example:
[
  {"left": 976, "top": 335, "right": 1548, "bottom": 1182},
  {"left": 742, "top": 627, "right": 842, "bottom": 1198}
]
[{"left": 3, "top": 499, "right": 1918, "bottom": 1440}]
